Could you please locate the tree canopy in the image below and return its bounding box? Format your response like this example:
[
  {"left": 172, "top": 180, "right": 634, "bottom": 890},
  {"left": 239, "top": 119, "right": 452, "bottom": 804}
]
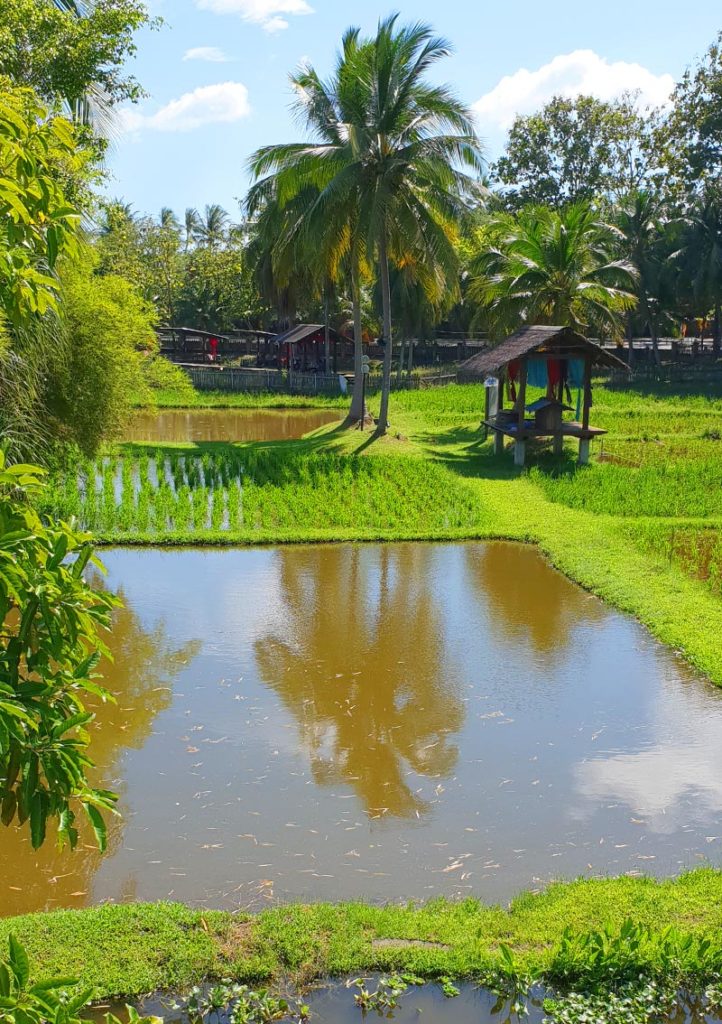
[{"left": 494, "top": 94, "right": 653, "bottom": 209}]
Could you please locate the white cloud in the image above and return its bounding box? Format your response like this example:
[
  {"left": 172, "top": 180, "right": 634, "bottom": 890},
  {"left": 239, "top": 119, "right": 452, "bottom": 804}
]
[
  {"left": 474, "top": 50, "right": 674, "bottom": 131},
  {"left": 119, "top": 82, "right": 251, "bottom": 135},
  {"left": 183, "top": 46, "right": 230, "bottom": 62},
  {"left": 195, "top": 0, "right": 313, "bottom": 32}
]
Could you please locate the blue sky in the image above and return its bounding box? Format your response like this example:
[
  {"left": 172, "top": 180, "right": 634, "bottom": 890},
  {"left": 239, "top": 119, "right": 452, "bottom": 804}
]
[{"left": 108, "top": 0, "right": 721, "bottom": 218}]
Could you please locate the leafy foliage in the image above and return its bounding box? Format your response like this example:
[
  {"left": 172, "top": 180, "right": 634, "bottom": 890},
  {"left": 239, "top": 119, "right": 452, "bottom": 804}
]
[
  {"left": 0, "top": 933, "right": 161, "bottom": 1024},
  {"left": 0, "top": 0, "right": 152, "bottom": 134},
  {"left": 47, "top": 261, "right": 155, "bottom": 454},
  {"left": 494, "top": 94, "right": 654, "bottom": 208},
  {"left": 0, "top": 454, "right": 118, "bottom": 850},
  {"left": 0, "top": 84, "right": 82, "bottom": 326},
  {"left": 658, "top": 31, "right": 722, "bottom": 194}
]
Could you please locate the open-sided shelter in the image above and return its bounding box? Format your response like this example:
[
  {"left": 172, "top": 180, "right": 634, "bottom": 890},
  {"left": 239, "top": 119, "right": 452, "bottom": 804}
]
[
  {"left": 458, "top": 326, "right": 629, "bottom": 466},
  {"left": 272, "top": 324, "right": 350, "bottom": 372},
  {"left": 162, "top": 327, "right": 230, "bottom": 363}
]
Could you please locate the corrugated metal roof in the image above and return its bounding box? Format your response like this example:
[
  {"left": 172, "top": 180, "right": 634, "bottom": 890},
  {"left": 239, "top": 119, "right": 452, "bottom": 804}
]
[
  {"left": 457, "top": 326, "right": 629, "bottom": 379},
  {"left": 274, "top": 324, "right": 328, "bottom": 346}
]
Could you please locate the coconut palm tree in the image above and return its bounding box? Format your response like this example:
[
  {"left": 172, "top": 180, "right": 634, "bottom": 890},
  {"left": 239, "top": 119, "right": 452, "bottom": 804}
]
[
  {"left": 246, "top": 187, "right": 321, "bottom": 331},
  {"left": 197, "top": 204, "right": 229, "bottom": 249},
  {"left": 470, "top": 203, "right": 637, "bottom": 340},
  {"left": 249, "top": 16, "right": 483, "bottom": 433},
  {"left": 682, "top": 187, "right": 722, "bottom": 354},
  {"left": 615, "top": 190, "right": 668, "bottom": 363},
  {"left": 183, "top": 208, "right": 201, "bottom": 251},
  {"left": 159, "top": 207, "right": 179, "bottom": 230},
  {"left": 248, "top": 30, "right": 373, "bottom": 420}
]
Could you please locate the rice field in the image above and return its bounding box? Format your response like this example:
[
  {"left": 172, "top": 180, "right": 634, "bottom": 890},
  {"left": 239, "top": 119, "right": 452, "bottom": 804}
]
[
  {"left": 48, "top": 447, "right": 487, "bottom": 539},
  {"left": 528, "top": 449, "right": 722, "bottom": 517}
]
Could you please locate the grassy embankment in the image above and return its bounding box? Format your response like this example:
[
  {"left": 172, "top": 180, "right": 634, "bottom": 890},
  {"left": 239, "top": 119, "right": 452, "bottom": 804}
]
[
  {"left": 48, "top": 380, "right": 722, "bottom": 684},
  {"left": 144, "top": 387, "right": 349, "bottom": 409},
  {"left": 2, "top": 871, "right": 722, "bottom": 998}
]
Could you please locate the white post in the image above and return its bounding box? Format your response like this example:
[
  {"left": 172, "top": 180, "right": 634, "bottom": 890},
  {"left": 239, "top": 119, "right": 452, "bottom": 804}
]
[
  {"left": 514, "top": 439, "right": 526, "bottom": 467},
  {"left": 578, "top": 438, "right": 590, "bottom": 465}
]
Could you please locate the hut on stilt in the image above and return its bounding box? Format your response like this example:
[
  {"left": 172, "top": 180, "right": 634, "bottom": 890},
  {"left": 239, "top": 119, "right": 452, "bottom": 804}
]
[{"left": 458, "top": 326, "right": 629, "bottom": 466}]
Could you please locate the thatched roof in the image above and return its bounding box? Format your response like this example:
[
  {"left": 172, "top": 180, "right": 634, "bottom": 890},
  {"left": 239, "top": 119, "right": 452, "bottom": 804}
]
[{"left": 457, "top": 326, "right": 629, "bottom": 380}]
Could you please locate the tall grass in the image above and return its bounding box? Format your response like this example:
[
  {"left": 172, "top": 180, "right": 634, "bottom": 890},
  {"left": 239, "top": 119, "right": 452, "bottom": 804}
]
[
  {"left": 629, "top": 523, "right": 722, "bottom": 597},
  {"left": 529, "top": 456, "right": 722, "bottom": 517}
]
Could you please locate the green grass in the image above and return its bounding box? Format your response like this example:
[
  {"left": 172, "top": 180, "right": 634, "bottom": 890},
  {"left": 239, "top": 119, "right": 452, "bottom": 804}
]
[
  {"left": 3, "top": 871, "right": 722, "bottom": 999},
  {"left": 142, "top": 388, "right": 349, "bottom": 409}
]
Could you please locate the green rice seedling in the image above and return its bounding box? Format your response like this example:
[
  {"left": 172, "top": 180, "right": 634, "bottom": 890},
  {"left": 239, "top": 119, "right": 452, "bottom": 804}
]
[
  {"left": 174, "top": 485, "right": 192, "bottom": 533},
  {"left": 210, "top": 486, "right": 225, "bottom": 531},
  {"left": 117, "top": 457, "right": 135, "bottom": 533},
  {"left": 192, "top": 485, "right": 209, "bottom": 530},
  {"left": 101, "top": 456, "right": 118, "bottom": 533},
  {"left": 227, "top": 480, "right": 242, "bottom": 530}
]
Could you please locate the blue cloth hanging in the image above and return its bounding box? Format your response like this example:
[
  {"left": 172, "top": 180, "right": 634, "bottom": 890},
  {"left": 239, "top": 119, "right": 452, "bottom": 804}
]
[
  {"left": 569, "top": 359, "right": 585, "bottom": 419},
  {"left": 568, "top": 358, "right": 585, "bottom": 388},
  {"left": 526, "top": 358, "right": 548, "bottom": 389}
]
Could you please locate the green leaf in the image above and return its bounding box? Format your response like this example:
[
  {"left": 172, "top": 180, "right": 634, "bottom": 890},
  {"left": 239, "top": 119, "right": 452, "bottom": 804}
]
[
  {"left": 30, "top": 792, "right": 47, "bottom": 850},
  {"left": 82, "top": 802, "right": 108, "bottom": 852},
  {"left": 8, "top": 935, "right": 29, "bottom": 989},
  {"left": 1, "top": 791, "right": 17, "bottom": 827}
]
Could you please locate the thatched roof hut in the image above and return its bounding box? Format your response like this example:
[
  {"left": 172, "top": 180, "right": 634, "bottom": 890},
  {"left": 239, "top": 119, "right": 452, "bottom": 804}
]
[
  {"left": 458, "top": 326, "right": 629, "bottom": 466},
  {"left": 457, "top": 325, "right": 627, "bottom": 381}
]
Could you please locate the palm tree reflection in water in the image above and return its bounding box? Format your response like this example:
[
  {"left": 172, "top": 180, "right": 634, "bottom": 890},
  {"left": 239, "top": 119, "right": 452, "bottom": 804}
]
[{"left": 255, "top": 545, "right": 465, "bottom": 819}]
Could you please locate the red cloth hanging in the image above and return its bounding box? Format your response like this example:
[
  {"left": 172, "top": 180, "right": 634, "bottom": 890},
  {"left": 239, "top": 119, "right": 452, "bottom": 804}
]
[
  {"left": 548, "top": 359, "right": 562, "bottom": 388},
  {"left": 508, "top": 359, "right": 520, "bottom": 403}
]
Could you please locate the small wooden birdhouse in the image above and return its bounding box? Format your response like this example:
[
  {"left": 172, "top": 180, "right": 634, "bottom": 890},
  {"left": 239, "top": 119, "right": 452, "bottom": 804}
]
[{"left": 526, "top": 398, "right": 572, "bottom": 433}]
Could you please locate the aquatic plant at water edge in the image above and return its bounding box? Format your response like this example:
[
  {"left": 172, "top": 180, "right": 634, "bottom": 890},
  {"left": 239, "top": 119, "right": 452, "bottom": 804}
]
[
  {"left": 182, "top": 981, "right": 309, "bottom": 1024},
  {"left": 0, "top": 935, "right": 160, "bottom": 1024}
]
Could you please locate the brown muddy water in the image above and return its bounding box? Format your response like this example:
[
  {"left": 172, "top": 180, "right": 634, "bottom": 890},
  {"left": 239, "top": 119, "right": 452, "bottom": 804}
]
[
  {"left": 123, "top": 409, "right": 341, "bottom": 443},
  {"left": 2, "top": 542, "right": 722, "bottom": 917}
]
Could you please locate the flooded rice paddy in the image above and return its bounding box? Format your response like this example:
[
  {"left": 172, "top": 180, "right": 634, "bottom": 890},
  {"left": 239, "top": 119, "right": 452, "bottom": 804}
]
[
  {"left": 2, "top": 541, "right": 722, "bottom": 916},
  {"left": 123, "top": 408, "right": 341, "bottom": 443}
]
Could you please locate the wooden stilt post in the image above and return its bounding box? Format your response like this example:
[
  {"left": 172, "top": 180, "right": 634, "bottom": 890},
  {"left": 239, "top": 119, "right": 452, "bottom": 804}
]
[
  {"left": 493, "top": 370, "right": 506, "bottom": 455},
  {"left": 515, "top": 358, "right": 528, "bottom": 467},
  {"left": 579, "top": 354, "right": 592, "bottom": 465}
]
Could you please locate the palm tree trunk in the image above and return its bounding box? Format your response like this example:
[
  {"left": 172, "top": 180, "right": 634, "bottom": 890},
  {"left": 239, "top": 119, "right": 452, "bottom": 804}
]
[
  {"left": 396, "top": 336, "right": 405, "bottom": 384},
  {"left": 376, "top": 232, "right": 393, "bottom": 435},
  {"left": 407, "top": 337, "right": 414, "bottom": 376},
  {"left": 714, "top": 301, "right": 721, "bottom": 357},
  {"left": 348, "top": 265, "right": 365, "bottom": 423},
  {"left": 626, "top": 311, "right": 634, "bottom": 368},
  {"left": 323, "top": 291, "right": 331, "bottom": 374},
  {"left": 642, "top": 296, "right": 660, "bottom": 366}
]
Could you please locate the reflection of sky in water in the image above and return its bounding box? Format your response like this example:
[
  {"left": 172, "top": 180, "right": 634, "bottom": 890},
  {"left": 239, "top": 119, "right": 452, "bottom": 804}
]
[
  {"left": 2, "top": 542, "right": 721, "bottom": 917},
  {"left": 575, "top": 669, "right": 722, "bottom": 834}
]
